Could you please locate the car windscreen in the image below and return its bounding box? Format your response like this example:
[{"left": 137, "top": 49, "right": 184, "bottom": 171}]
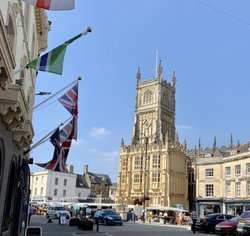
[
  {"left": 55, "top": 207, "right": 66, "bottom": 211},
  {"left": 229, "top": 217, "right": 239, "bottom": 222},
  {"left": 103, "top": 210, "right": 117, "bottom": 215}
]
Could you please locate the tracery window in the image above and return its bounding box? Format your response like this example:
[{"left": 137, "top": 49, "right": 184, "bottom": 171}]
[
  {"left": 152, "top": 155, "right": 160, "bottom": 169},
  {"left": 143, "top": 90, "right": 153, "bottom": 104},
  {"left": 152, "top": 172, "right": 160, "bottom": 183},
  {"left": 134, "top": 156, "right": 143, "bottom": 170}
]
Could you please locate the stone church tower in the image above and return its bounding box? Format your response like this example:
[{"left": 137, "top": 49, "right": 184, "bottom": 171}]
[{"left": 116, "top": 61, "right": 188, "bottom": 209}]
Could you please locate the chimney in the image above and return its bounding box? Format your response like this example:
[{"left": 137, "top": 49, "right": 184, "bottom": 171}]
[
  {"left": 66, "top": 165, "right": 74, "bottom": 173},
  {"left": 84, "top": 165, "right": 88, "bottom": 175}
]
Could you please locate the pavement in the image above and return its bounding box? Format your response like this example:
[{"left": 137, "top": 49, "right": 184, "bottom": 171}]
[{"left": 24, "top": 215, "right": 191, "bottom": 236}]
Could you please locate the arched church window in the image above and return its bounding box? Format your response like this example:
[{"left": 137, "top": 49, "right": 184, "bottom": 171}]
[
  {"left": 152, "top": 155, "right": 160, "bottom": 169},
  {"left": 134, "top": 156, "right": 143, "bottom": 170},
  {"left": 143, "top": 90, "right": 153, "bottom": 104},
  {"left": 133, "top": 173, "right": 140, "bottom": 183}
]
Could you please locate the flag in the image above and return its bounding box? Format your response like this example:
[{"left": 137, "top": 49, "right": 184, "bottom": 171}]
[
  {"left": 26, "top": 29, "right": 91, "bottom": 74},
  {"left": 59, "top": 82, "right": 78, "bottom": 140},
  {"left": 22, "top": 0, "right": 75, "bottom": 11},
  {"left": 58, "top": 82, "right": 78, "bottom": 115},
  {"left": 60, "top": 117, "right": 77, "bottom": 141},
  {"left": 35, "top": 128, "right": 67, "bottom": 172}
]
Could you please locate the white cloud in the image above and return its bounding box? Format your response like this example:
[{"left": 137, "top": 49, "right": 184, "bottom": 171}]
[
  {"left": 89, "top": 127, "right": 110, "bottom": 138},
  {"left": 88, "top": 149, "right": 119, "bottom": 162},
  {"left": 71, "top": 138, "right": 86, "bottom": 146},
  {"left": 176, "top": 124, "right": 193, "bottom": 131}
]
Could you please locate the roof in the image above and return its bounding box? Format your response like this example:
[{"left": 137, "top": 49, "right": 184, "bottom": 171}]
[
  {"left": 85, "top": 172, "right": 112, "bottom": 186},
  {"left": 76, "top": 174, "right": 89, "bottom": 188}
]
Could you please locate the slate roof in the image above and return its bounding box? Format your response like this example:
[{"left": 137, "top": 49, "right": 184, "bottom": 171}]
[{"left": 76, "top": 174, "right": 89, "bottom": 188}]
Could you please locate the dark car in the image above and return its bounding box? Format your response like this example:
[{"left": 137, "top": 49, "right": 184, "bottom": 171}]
[
  {"left": 195, "top": 213, "right": 234, "bottom": 233},
  {"left": 215, "top": 216, "right": 239, "bottom": 236},
  {"left": 94, "top": 209, "right": 123, "bottom": 226},
  {"left": 237, "top": 211, "right": 250, "bottom": 235}
]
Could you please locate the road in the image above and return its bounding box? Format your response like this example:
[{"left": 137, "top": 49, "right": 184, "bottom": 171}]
[{"left": 27, "top": 215, "right": 209, "bottom": 236}]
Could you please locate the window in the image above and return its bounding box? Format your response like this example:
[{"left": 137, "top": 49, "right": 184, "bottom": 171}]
[
  {"left": 63, "top": 190, "right": 66, "bottom": 197},
  {"left": 134, "top": 173, "right": 140, "bottom": 183},
  {"left": 41, "top": 176, "right": 44, "bottom": 184},
  {"left": 122, "top": 158, "right": 127, "bottom": 171},
  {"left": 205, "top": 184, "right": 214, "bottom": 197},
  {"left": 134, "top": 156, "right": 143, "bottom": 170},
  {"left": 55, "top": 178, "right": 58, "bottom": 185},
  {"left": 143, "top": 90, "right": 153, "bottom": 104},
  {"left": 54, "top": 189, "right": 57, "bottom": 196},
  {"left": 152, "top": 172, "right": 161, "bottom": 183},
  {"left": 34, "top": 188, "right": 37, "bottom": 195},
  {"left": 225, "top": 182, "right": 231, "bottom": 197},
  {"left": 152, "top": 155, "right": 160, "bottom": 169},
  {"left": 121, "top": 174, "right": 126, "bottom": 183},
  {"left": 236, "top": 182, "right": 241, "bottom": 197},
  {"left": 64, "top": 179, "right": 67, "bottom": 186},
  {"left": 40, "top": 187, "right": 43, "bottom": 196},
  {"left": 78, "top": 193, "right": 81, "bottom": 198},
  {"left": 225, "top": 167, "right": 231, "bottom": 177},
  {"left": 235, "top": 165, "right": 241, "bottom": 176},
  {"left": 35, "top": 177, "right": 38, "bottom": 185},
  {"left": 205, "top": 168, "right": 214, "bottom": 178},
  {"left": 247, "top": 181, "right": 250, "bottom": 196},
  {"left": 247, "top": 163, "right": 250, "bottom": 174}
]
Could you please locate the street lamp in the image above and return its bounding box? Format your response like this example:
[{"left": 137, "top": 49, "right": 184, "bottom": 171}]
[{"left": 142, "top": 135, "right": 148, "bottom": 223}]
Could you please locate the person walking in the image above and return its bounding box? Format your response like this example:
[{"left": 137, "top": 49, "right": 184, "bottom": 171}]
[{"left": 190, "top": 209, "right": 198, "bottom": 233}]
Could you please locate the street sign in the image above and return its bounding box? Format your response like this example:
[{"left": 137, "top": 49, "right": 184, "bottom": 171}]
[{"left": 25, "top": 226, "right": 42, "bottom": 236}]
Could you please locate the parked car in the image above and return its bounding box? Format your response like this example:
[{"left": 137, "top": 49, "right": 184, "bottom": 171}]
[
  {"left": 94, "top": 209, "right": 123, "bottom": 226},
  {"left": 237, "top": 211, "right": 250, "bottom": 235},
  {"left": 195, "top": 213, "right": 234, "bottom": 233},
  {"left": 46, "top": 206, "right": 70, "bottom": 219},
  {"left": 215, "top": 216, "right": 239, "bottom": 236}
]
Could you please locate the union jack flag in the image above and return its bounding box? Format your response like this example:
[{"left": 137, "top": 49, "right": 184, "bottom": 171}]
[
  {"left": 60, "top": 116, "right": 77, "bottom": 141},
  {"left": 58, "top": 82, "right": 78, "bottom": 116},
  {"left": 35, "top": 128, "right": 67, "bottom": 172}
]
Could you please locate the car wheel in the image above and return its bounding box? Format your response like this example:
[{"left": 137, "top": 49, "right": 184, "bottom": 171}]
[
  {"left": 104, "top": 219, "right": 109, "bottom": 226},
  {"left": 232, "top": 229, "right": 237, "bottom": 236}
]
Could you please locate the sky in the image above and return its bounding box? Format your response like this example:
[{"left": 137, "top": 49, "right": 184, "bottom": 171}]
[{"left": 31, "top": 0, "right": 250, "bottom": 182}]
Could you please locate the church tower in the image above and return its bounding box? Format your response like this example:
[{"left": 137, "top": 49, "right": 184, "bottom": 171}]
[{"left": 116, "top": 61, "right": 188, "bottom": 209}]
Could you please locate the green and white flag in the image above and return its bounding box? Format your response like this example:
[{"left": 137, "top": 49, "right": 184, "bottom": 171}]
[{"left": 26, "top": 28, "right": 92, "bottom": 75}]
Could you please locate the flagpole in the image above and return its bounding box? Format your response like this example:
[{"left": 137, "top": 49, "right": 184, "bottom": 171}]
[
  {"left": 24, "top": 116, "right": 72, "bottom": 155},
  {"left": 12, "top": 27, "right": 92, "bottom": 76},
  {"left": 33, "top": 76, "right": 81, "bottom": 111}
]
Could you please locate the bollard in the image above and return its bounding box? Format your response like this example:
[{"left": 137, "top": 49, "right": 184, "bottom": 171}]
[{"left": 96, "top": 219, "right": 99, "bottom": 231}]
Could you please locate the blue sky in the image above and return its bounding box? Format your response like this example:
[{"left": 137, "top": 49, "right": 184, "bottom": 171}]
[{"left": 31, "top": 0, "right": 250, "bottom": 182}]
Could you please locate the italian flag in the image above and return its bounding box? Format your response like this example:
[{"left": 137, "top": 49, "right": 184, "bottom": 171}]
[{"left": 22, "top": 0, "right": 75, "bottom": 11}]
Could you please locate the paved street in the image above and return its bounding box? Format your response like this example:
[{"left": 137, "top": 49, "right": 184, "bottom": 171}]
[{"left": 27, "top": 215, "right": 209, "bottom": 236}]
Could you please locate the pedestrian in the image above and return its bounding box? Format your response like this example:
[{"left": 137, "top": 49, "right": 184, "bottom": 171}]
[
  {"left": 163, "top": 211, "right": 168, "bottom": 224},
  {"left": 190, "top": 209, "right": 198, "bottom": 233},
  {"left": 28, "top": 204, "right": 34, "bottom": 225}
]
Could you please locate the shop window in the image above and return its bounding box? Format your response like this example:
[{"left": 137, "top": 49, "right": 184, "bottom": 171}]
[{"left": 3, "top": 160, "right": 16, "bottom": 231}]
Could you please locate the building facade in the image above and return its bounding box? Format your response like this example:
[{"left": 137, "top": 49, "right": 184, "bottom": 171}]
[
  {"left": 116, "top": 62, "right": 188, "bottom": 209},
  {"left": 30, "top": 168, "right": 90, "bottom": 203},
  {"left": 0, "top": 1, "right": 49, "bottom": 235},
  {"left": 188, "top": 138, "right": 250, "bottom": 217}
]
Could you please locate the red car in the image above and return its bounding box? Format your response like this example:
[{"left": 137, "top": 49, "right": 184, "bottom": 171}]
[{"left": 215, "top": 216, "right": 239, "bottom": 236}]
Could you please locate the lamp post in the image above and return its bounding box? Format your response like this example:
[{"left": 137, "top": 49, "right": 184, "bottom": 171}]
[{"left": 142, "top": 135, "right": 148, "bottom": 223}]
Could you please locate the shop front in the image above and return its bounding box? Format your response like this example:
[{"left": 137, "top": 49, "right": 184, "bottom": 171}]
[{"left": 196, "top": 198, "right": 224, "bottom": 217}]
